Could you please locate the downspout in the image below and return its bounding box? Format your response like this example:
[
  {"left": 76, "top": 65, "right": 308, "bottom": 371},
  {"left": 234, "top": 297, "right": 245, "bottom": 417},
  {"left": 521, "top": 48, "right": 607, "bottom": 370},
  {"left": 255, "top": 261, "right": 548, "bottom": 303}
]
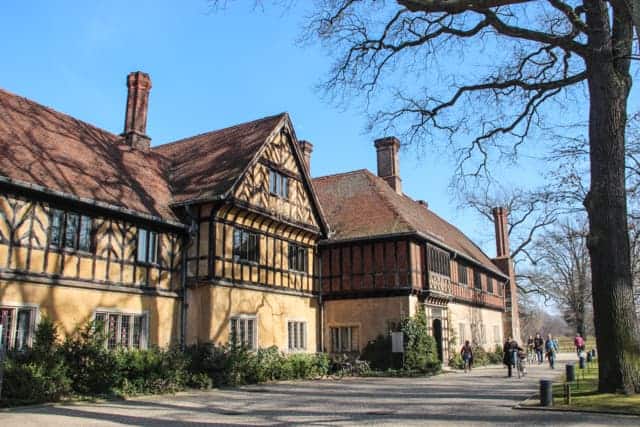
[
  {"left": 180, "top": 232, "right": 189, "bottom": 349},
  {"left": 180, "top": 205, "right": 198, "bottom": 349},
  {"left": 317, "top": 249, "right": 324, "bottom": 353}
]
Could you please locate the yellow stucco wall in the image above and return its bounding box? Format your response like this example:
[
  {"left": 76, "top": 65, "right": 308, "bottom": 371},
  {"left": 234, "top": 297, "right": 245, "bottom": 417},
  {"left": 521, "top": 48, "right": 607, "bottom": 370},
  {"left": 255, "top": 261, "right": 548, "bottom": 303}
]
[
  {"left": 323, "top": 296, "right": 411, "bottom": 352},
  {"left": 0, "top": 279, "right": 181, "bottom": 347},
  {"left": 448, "top": 301, "right": 503, "bottom": 350},
  {"left": 186, "top": 284, "right": 318, "bottom": 352}
]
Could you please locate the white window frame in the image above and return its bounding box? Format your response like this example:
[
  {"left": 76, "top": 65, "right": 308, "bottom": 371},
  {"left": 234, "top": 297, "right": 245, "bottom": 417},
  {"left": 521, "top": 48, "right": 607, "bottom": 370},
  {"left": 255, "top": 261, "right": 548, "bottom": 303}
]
[
  {"left": 230, "top": 314, "right": 258, "bottom": 350},
  {"left": 330, "top": 325, "right": 359, "bottom": 353},
  {"left": 0, "top": 303, "right": 39, "bottom": 351},
  {"left": 287, "top": 320, "right": 307, "bottom": 352},
  {"left": 136, "top": 228, "right": 159, "bottom": 265},
  {"left": 458, "top": 322, "right": 466, "bottom": 344},
  {"left": 93, "top": 309, "right": 149, "bottom": 350}
]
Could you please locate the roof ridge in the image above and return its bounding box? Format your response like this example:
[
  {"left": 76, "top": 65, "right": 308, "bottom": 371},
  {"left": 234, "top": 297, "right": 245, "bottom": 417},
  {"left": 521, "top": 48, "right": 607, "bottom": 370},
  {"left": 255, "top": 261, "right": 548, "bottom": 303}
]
[
  {"left": 154, "top": 112, "right": 287, "bottom": 151},
  {"left": 313, "top": 168, "right": 371, "bottom": 181},
  {"left": 0, "top": 87, "right": 120, "bottom": 140}
]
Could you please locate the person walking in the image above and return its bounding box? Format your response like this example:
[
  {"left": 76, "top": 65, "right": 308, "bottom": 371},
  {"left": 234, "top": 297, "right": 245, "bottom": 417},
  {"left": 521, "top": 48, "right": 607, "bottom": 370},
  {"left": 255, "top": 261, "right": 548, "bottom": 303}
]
[
  {"left": 545, "top": 334, "right": 558, "bottom": 369},
  {"left": 574, "top": 333, "right": 585, "bottom": 355},
  {"left": 460, "top": 340, "right": 474, "bottom": 373},
  {"left": 534, "top": 333, "right": 544, "bottom": 364},
  {"left": 503, "top": 337, "right": 522, "bottom": 377}
]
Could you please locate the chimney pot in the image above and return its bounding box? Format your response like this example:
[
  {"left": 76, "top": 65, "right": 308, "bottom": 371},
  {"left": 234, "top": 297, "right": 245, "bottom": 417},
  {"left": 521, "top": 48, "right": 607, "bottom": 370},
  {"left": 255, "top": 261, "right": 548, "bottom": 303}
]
[
  {"left": 299, "top": 140, "right": 313, "bottom": 175},
  {"left": 122, "top": 71, "right": 152, "bottom": 150},
  {"left": 418, "top": 200, "right": 428, "bottom": 208},
  {"left": 374, "top": 136, "right": 402, "bottom": 194}
]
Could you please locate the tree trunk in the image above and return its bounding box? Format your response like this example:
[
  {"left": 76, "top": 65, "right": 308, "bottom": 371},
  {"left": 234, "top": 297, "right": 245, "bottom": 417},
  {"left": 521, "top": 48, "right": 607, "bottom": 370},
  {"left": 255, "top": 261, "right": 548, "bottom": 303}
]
[{"left": 584, "top": 4, "right": 640, "bottom": 393}]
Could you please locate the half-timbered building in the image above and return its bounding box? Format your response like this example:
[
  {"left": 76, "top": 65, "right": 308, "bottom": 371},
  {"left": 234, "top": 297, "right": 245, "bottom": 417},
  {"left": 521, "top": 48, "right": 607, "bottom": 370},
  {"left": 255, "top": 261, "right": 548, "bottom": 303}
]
[
  {"left": 313, "top": 137, "right": 519, "bottom": 362},
  {"left": 0, "top": 71, "right": 518, "bottom": 361}
]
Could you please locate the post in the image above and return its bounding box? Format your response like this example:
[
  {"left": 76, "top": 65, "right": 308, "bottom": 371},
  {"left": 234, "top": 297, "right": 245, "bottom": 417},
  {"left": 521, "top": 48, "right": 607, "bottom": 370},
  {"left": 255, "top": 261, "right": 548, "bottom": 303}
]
[{"left": 540, "top": 380, "right": 553, "bottom": 407}]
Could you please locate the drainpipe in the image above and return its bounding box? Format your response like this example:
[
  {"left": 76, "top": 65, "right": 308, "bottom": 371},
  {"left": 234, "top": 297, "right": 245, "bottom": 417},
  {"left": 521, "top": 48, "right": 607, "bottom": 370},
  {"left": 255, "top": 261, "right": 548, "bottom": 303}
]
[
  {"left": 180, "top": 206, "right": 198, "bottom": 349},
  {"left": 317, "top": 250, "right": 324, "bottom": 353},
  {"left": 180, "top": 232, "right": 189, "bottom": 349}
]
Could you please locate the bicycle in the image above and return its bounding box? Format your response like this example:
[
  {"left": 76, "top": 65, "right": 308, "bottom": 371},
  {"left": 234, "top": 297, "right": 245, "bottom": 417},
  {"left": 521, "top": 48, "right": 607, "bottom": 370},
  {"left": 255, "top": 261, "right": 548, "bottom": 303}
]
[
  {"left": 527, "top": 348, "right": 536, "bottom": 365},
  {"left": 516, "top": 352, "right": 527, "bottom": 378},
  {"left": 329, "top": 353, "right": 370, "bottom": 379}
]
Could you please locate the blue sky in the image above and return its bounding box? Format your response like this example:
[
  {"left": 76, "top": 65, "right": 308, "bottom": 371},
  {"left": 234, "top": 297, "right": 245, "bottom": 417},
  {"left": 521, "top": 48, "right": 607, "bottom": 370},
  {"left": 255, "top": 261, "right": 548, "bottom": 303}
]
[{"left": 0, "top": 0, "right": 567, "bottom": 255}]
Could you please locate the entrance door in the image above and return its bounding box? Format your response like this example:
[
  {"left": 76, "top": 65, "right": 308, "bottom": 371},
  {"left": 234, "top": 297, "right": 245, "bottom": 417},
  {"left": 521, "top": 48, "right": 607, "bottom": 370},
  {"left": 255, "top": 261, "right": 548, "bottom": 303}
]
[{"left": 432, "top": 318, "right": 443, "bottom": 362}]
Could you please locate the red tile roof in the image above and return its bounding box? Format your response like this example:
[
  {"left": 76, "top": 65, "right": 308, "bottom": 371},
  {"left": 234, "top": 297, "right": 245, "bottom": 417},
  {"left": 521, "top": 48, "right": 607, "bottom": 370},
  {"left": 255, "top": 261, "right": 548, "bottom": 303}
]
[
  {"left": 0, "top": 88, "right": 177, "bottom": 222},
  {"left": 154, "top": 113, "right": 287, "bottom": 205},
  {"left": 313, "top": 169, "right": 504, "bottom": 276}
]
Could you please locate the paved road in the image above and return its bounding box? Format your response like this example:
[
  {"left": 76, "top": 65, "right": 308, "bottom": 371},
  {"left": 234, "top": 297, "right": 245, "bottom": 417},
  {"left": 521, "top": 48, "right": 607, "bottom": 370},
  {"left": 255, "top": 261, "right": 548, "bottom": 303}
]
[{"left": 2, "top": 353, "right": 637, "bottom": 426}]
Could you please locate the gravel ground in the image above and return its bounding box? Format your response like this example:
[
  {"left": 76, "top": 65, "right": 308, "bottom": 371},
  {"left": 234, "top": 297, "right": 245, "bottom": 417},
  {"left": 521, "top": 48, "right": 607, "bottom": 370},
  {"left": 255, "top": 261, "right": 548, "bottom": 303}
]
[{"left": 2, "top": 353, "right": 638, "bottom": 426}]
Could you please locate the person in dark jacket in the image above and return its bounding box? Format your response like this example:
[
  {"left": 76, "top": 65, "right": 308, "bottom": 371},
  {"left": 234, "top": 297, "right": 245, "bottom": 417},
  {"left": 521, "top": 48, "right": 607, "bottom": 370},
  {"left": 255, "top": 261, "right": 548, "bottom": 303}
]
[{"left": 534, "top": 333, "right": 544, "bottom": 364}]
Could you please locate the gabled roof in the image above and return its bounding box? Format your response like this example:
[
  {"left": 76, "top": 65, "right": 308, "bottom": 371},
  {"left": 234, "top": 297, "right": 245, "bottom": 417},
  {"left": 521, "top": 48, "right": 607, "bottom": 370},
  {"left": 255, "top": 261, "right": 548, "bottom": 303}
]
[
  {"left": 313, "top": 169, "right": 505, "bottom": 277},
  {"left": 154, "top": 113, "right": 288, "bottom": 206},
  {"left": 0, "top": 88, "right": 177, "bottom": 222}
]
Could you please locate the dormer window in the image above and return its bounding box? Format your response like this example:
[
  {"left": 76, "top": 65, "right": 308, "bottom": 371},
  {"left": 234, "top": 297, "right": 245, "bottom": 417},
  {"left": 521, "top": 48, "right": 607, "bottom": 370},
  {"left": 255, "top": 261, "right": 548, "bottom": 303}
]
[{"left": 269, "top": 169, "right": 289, "bottom": 199}]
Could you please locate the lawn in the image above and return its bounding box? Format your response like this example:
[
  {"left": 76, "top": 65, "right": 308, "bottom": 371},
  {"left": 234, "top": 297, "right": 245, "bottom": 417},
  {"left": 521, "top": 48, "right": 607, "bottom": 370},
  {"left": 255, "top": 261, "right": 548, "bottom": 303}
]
[{"left": 549, "top": 362, "right": 640, "bottom": 416}]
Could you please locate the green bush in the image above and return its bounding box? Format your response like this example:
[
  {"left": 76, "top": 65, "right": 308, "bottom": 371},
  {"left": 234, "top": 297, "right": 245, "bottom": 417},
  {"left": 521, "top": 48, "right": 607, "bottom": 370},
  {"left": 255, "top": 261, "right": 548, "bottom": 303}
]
[
  {"left": 448, "top": 344, "right": 505, "bottom": 368},
  {"left": 360, "top": 335, "right": 397, "bottom": 370},
  {"left": 113, "top": 346, "right": 190, "bottom": 396},
  {"left": 1, "top": 318, "right": 70, "bottom": 404},
  {"left": 60, "top": 321, "right": 118, "bottom": 395},
  {"left": 401, "top": 310, "right": 440, "bottom": 373}
]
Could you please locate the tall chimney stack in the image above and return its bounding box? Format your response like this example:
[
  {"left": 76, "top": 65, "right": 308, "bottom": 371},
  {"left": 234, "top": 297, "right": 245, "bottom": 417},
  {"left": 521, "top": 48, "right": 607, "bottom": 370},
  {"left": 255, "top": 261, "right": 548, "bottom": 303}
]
[
  {"left": 491, "top": 206, "right": 520, "bottom": 343},
  {"left": 374, "top": 136, "right": 402, "bottom": 194},
  {"left": 299, "top": 140, "right": 313, "bottom": 175},
  {"left": 123, "top": 71, "right": 152, "bottom": 150},
  {"left": 492, "top": 207, "right": 510, "bottom": 258}
]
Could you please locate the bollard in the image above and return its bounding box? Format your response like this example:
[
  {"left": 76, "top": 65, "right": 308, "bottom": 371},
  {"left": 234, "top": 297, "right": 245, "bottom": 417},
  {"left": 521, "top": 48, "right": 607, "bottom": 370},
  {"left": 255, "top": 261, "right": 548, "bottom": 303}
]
[
  {"left": 566, "top": 363, "right": 576, "bottom": 382},
  {"left": 540, "top": 380, "right": 553, "bottom": 407},
  {"left": 563, "top": 383, "right": 571, "bottom": 404}
]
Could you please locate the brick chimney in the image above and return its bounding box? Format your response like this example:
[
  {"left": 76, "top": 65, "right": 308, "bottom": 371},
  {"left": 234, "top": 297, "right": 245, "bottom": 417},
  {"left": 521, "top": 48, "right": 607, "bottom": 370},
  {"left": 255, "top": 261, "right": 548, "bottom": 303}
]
[
  {"left": 374, "top": 136, "right": 402, "bottom": 194},
  {"left": 491, "top": 206, "right": 520, "bottom": 343},
  {"left": 122, "top": 71, "right": 152, "bottom": 150},
  {"left": 299, "top": 140, "right": 313, "bottom": 175},
  {"left": 492, "top": 207, "right": 510, "bottom": 258}
]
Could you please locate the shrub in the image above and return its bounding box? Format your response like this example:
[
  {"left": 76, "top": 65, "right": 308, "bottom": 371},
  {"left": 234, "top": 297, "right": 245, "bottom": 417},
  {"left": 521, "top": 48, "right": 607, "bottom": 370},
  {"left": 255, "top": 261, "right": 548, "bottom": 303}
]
[
  {"left": 113, "top": 346, "right": 190, "bottom": 396},
  {"left": 360, "top": 335, "right": 397, "bottom": 370},
  {"left": 1, "top": 318, "right": 70, "bottom": 404},
  {"left": 60, "top": 321, "right": 118, "bottom": 395},
  {"left": 401, "top": 310, "right": 440, "bottom": 373}
]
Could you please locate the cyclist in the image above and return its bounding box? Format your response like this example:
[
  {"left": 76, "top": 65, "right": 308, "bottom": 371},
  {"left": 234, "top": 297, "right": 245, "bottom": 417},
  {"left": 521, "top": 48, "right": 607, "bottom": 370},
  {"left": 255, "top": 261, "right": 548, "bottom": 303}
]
[{"left": 460, "top": 340, "right": 474, "bottom": 373}]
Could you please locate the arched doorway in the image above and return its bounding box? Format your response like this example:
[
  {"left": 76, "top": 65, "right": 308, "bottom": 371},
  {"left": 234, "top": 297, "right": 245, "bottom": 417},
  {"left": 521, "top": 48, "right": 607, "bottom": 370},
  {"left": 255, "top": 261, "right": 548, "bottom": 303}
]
[{"left": 432, "top": 318, "right": 443, "bottom": 362}]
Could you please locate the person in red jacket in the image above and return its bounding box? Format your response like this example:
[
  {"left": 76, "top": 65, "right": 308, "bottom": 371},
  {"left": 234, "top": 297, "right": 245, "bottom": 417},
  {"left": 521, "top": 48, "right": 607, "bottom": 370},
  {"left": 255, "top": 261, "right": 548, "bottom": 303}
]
[{"left": 574, "top": 333, "right": 585, "bottom": 355}]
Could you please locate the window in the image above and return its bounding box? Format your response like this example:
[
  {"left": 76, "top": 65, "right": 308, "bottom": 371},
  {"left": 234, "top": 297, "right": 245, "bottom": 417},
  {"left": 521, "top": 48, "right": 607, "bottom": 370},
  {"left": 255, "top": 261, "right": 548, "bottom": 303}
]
[
  {"left": 269, "top": 169, "right": 289, "bottom": 199},
  {"left": 94, "top": 311, "right": 148, "bottom": 350},
  {"left": 288, "top": 243, "right": 308, "bottom": 272},
  {"left": 288, "top": 321, "right": 307, "bottom": 351},
  {"left": 458, "top": 323, "right": 466, "bottom": 344},
  {"left": 480, "top": 324, "right": 486, "bottom": 345},
  {"left": 457, "top": 263, "right": 468, "bottom": 286},
  {"left": 493, "top": 325, "right": 500, "bottom": 344},
  {"left": 230, "top": 316, "right": 257, "bottom": 350},
  {"left": 0, "top": 305, "right": 37, "bottom": 351},
  {"left": 233, "top": 228, "right": 260, "bottom": 263},
  {"left": 330, "top": 326, "right": 358, "bottom": 352},
  {"left": 137, "top": 228, "right": 158, "bottom": 264},
  {"left": 487, "top": 277, "right": 494, "bottom": 294},
  {"left": 473, "top": 270, "right": 482, "bottom": 290},
  {"left": 498, "top": 281, "right": 504, "bottom": 296},
  {"left": 49, "top": 209, "right": 92, "bottom": 252},
  {"left": 427, "top": 245, "right": 450, "bottom": 277}
]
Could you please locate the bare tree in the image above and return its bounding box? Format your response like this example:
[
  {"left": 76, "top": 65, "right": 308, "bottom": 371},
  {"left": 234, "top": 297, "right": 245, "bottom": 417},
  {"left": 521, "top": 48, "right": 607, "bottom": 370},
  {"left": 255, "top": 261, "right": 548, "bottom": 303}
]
[
  {"left": 214, "top": 0, "right": 640, "bottom": 392},
  {"left": 522, "top": 221, "right": 593, "bottom": 335}
]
